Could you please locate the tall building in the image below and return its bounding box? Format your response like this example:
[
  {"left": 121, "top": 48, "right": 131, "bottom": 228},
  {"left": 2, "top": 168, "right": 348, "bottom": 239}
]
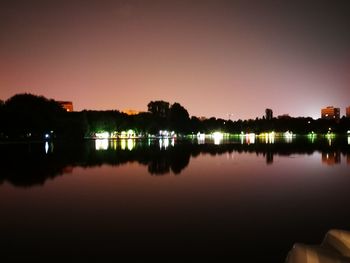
[
  {"left": 265, "top": 108, "right": 273, "bottom": 120},
  {"left": 346, "top": 106, "right": 350, "bottom": 118},
  {"left": 58, "top": 101, "right": 73, "bottom": 112},
  {"left": 321, "top": 106, "right": 340, "bottom": 120}
]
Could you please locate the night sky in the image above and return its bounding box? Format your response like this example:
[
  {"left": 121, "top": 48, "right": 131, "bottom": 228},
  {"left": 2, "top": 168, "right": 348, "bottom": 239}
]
[{"left": 1, "top": 0, "right": 349, "bottom": 119}]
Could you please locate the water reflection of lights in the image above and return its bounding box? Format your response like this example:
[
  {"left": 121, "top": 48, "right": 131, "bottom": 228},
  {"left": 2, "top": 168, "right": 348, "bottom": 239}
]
[
  {"left": 238, "top": 133, "right": 256, "bottom": 144},
  {"left": 111, "top": 139, "right": 117, "bottom": 150},
  {"left": 213, "top": 137, "right": 221, "bottom": 145},
  {"left": 127, "top": 139, "right": 135, "bottom": 151},
  {"left": 283, "top": 131, "right": 294, "bottom": 143},
  {"left": 307, "top": 132, "right": 316, "bottom": 143},
  {"left": 258, "top": 132, "right": 275, "bottom": 144},
  {"left": 95, "top": 139, "right": 109, "bottom": 150},
  {"left": 212, "top": 132, "right": 223, "bottom": 145},
  {"left": 45, "top": 142, "right": 49, "bottom": 154},
  {"left": 197, "top": 133, "right": 205, "bottom": 144},
  {"left": 240, "top": 134, "right": 244, "bottom": 145},
  {"left": 328, "top": 137, "right": 332, "bottom": 146},
  {"left": 246, "top": 133, "right": 255, "bottom": 144},
  {"left": 268, "top": 132, "right": 275, "bottom": 144},
  {"left": 121, "top": 139, "right": 126, "bottom": 150},
  {"left": 159, "top": 138, "right": 170, "bottom": 149},
  {"left": 326, "top": 133, "right": 334, "bottom": 146},
  {"left": 348, "top": 136, "right": 350, "bottom": 145}
]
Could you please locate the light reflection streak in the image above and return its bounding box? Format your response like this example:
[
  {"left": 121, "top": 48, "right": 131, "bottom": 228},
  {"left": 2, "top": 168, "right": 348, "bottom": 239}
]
[
  {"left": 246, "top": 133, "right": 255, "bottom": 144},
  {"left": 197, "top": 133, "right": 205, "bottom": 144},
  {"left": 127, "top": 139, "right": 135, "bottom": 151},
  {"left": 121, "top": 139, "right": 126, "bottom": 150},
  {"left": 95, "top": 139, "right": 109, "bottom": 150},
  {"left": 212, "top": 132, "right": 223, "bottom": 145},
  {"left": 112, "top": 139, "right": 117, "bottom": 150},
  {"left": 159, "top": 138, "right": 170, "bottom": 149},
  {"left": 213, "top": 137, "right": 221, "bottom": 145},
  {"left": 45, "top": 142, "right": 49, "bottom": 154}
]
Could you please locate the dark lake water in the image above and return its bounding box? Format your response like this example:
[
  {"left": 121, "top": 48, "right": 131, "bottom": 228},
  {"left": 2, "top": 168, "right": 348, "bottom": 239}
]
[{"left": 1, "top": 136, "right": 350, "bottom": 262}]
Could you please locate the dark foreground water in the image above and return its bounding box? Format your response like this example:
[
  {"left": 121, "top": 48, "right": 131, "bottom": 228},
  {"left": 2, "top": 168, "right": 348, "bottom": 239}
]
[{"left": 1, "top": 136, "right": 350, "bottom": 262}]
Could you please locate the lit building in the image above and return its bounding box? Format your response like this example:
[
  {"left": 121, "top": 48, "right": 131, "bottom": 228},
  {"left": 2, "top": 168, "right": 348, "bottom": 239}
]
[
  {"left": 321, "top": 106, "right": 340, "bottom": 120},
  {"left": 346, "top": 106, "right": 350, "bottom": 118},
  {"left": 122, "top": 109, "right": 143, "bottom": 115},
  {"left": 265, "top": 108, "right": 273, "bottom": 120},
  {"left": 58, "top": 101, "right": 73, "bottom": 112}
]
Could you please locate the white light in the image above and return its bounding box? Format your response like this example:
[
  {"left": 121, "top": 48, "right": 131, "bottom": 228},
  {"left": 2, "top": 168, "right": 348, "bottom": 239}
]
[
  {"left": 120, "top": 131, "right": 127, "bottom": 139},
  {"left": 163, "top": 138, "right": 169, "bottom": 149},
  {"left": 45, "top": 142, "right": 49, "bottom": 154},
  {"left": 159, "top": 138, "right": 170, "bottom": 149},
  {"left": 197, "top": 132, "right": 205, "bottom": 141},
  {"left": 266, "top": 132, "right": 275, "bottom": 144},
  {"left": 127, "top": 129, "right": 135, "bottom": 138},
  {"left": 95, "top": 139, "right": 108, "bottom": 150},
  {"left": 246, "top": 133, "right": 255, "bottom": 144},
  {"left": 212, "top": 132, "right": 223, "bottom": 140},
  {"left": 284, "top": 131, "right": 293, "bottom": 138},
  {"left": 95, "top": 132, "right": 109, "bottom": 139},
  {"left": 111, "top": 139, "right": 117, "bottom": 150},
  {"left": 127, "top": 139, "right": 135, "bottom": 151},
  {"left": 284, "top": 131, "right": 293, "bottom": 143},
  {"left": 45, "top": 134, "right": 50, "bottom": 139},
  {"left": 121, "top": 139, "right": 126, "bottom": 150},
  {"left": 347, "top": 130, "right": 350, "bottom": 134},
  {"left": 212, "top": 132, "right": 223, "bottom": 145}
]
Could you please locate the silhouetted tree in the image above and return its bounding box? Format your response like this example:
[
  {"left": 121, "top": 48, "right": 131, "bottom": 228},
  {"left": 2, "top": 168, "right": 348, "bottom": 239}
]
[
  {"left": 3, "top": 93, "right": 65, "bottom": 139},
  {"left": 147, "top": 100, "right": 170, "bottom": 118},
  {"left": 169, "top": 102, "right": 190, "bottom": 133}
]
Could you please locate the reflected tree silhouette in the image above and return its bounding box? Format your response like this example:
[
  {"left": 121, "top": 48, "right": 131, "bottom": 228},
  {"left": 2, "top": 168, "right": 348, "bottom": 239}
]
[{"left": 0, "top": 137, "right": 349, "bottom": 187}]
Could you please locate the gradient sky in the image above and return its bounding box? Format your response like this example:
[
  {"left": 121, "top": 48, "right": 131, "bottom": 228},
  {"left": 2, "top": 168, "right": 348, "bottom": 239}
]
[{"left": 1, "top": 0, "right": 349, "bottom": 119}]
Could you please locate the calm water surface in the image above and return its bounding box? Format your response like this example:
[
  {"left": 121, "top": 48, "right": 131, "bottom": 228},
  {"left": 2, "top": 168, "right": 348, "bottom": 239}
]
[{"left": 1, "top": 136, "right": 350, "bottom": 262}]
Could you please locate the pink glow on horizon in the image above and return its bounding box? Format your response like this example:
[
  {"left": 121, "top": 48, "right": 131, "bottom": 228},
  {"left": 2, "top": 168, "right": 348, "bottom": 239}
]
[{"left": 1, "top": 1, "right": 349, "bottom": 119}]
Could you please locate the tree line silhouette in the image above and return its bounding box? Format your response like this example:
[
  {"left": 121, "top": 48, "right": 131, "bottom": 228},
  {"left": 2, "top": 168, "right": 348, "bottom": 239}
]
[{"left": 0, "top": 93, "right": 349, "bottom": 140}]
